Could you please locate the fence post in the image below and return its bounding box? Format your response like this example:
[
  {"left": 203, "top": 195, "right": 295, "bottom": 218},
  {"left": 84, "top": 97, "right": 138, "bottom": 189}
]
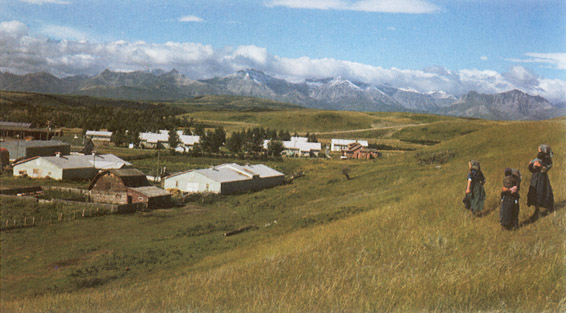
[
  {"left": 82, "top": 209, "right": 85, "bottom": 218},
  {"left": 13, "top": 219, "right": 16, "bottom": 227},
  {"left": 32, "top": 216, "right": 35, "bottom": 225}
]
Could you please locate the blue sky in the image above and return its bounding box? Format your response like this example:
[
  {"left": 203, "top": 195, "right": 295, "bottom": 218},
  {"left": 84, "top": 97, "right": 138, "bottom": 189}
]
[{"left": 1, "top": 0, "right": 565, "bottom": 102}]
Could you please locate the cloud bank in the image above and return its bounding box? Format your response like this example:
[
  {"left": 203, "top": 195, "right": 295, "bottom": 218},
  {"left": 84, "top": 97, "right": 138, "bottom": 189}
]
[
  {"left": 1, "top": 20, "right": 565, "bottom": 103},
  {"left": 265, "top": 0, "right": 440, "bottom": 14}
]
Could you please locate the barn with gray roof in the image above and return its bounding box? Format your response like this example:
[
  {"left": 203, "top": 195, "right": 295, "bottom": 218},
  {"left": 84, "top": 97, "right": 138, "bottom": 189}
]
[{"left": 163, "top": 163, "right": 285, "bottom": 195}]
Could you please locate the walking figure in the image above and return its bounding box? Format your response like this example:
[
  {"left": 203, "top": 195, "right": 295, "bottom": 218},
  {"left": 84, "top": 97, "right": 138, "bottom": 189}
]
[
  {"left": 527, "top": 144, "right": 554, "bottom": 217},
  {"left": 464, "top": 160, "right": 486, "bottom": 215}
]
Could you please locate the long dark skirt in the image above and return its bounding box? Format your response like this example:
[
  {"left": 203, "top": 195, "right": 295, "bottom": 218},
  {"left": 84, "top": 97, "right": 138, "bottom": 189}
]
[
  {"left": 500, "top": 193, "right": 519, "bottom": 229},
  {"left": 527, "top": 172, "right": 554, "bottom": 210},
  {"left": 466, "top": 182, "right": 486, "bottom": 214}
]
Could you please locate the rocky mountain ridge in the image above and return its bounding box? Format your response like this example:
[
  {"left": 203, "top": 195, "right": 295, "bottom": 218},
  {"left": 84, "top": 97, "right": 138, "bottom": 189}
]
[{"left": 1, "top": 69, "right": 563, "bottom": 120}]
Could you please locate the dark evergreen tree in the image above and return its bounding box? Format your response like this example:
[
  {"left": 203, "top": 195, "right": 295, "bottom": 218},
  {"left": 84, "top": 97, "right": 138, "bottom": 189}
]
[
  {"left": 267, "top": 140, "right": 284, "bottom": 157},
  {"left": 226, "top": 131, "right": 244, "bottom": 154},
  {"left": 168, "top": 129, "right": 180, "bottom": 149}
]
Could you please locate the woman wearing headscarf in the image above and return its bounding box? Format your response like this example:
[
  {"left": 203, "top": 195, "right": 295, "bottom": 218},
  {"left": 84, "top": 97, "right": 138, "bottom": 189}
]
[
  {"left": 527, "top": 144, "right": 554, "bottom": 217},
  {"left": 500, "top": 168, "right": 521, "bottom": 230},
  {"left": 464, "top": 160, "right": 486, "bottom": 215}
]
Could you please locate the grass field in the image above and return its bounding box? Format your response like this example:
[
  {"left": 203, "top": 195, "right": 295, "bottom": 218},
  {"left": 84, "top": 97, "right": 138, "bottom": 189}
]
[{"left": 1, "top": 114, "right": 564, "bottom": 312}]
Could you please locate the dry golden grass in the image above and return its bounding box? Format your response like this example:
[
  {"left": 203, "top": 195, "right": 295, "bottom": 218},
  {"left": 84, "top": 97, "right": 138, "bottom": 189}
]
[{"left": 1, "top": 118, "right": 565, "bottom": 313}]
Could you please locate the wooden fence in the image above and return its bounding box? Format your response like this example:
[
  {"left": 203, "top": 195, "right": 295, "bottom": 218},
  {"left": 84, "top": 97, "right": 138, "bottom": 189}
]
[{"left": 0, "top": 194, "right": 146, "bottom": 231}]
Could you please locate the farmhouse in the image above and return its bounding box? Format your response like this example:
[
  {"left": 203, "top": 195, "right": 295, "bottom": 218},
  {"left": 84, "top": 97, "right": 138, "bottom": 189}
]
[
  {"left": 89, "top": 168, "right": 171, "bottom": 209},
  {"left": 177, "top": 134, "right": 200, "bottom": 152},
  {"left": 12, "top": 153, "right": 131, "bottom": 180},
  {"left": 139, "top": 130, "right": 199, "bottom": 151},
  {"left": 139, "top": 130, "right": 169, "bottom": 149},
  {"left": 0, "top": 140, "right": 71, "bottom": 160},
  {"left": 331, "top": 139, "right": 369, "bottom": 152},
  {"left": 85, "top": 130, "right": 113, "bottom": 142},
  {"left": 341, "top": 142, "right": 379, "bottom": 160},
  {"left": 263, "top": 137, "right": 322, "bottom": 157},
  {"left": 163, "top": 163, "right": 284, "bottom": 195}
]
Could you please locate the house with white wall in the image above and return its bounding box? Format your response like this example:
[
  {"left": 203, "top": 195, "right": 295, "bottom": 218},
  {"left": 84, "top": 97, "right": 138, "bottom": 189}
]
[
  {"left": 330, "top": 139, "right": 369, "bottom": 152},
  {"left": 140, "top": 130, "right": 199, "bottom": 151},
  {"left": 13, "top": 153, "right": 131, "bottom": 180},
  {"left": 85, "top": 130, "right": 113, "bottom": 142},
  {"left": 263, "top": 137, "right": 322, "bottom": 157}
]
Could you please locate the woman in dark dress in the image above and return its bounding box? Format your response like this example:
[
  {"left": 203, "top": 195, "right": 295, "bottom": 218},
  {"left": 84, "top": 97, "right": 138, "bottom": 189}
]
[
  {"left": 500, "top": 168, "right": 521, "bottom": 230},
  {"left": 465, "top": 160, "right": 486, "bottom": 215},
  {"left": 527, "top": 144, "right": 554, "bottom": 217}
]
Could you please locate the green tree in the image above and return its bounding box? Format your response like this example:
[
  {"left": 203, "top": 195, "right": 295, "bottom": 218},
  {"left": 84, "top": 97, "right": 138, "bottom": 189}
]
[
  {"left": 200, "top": 127, "right": 226, "bottom": 153},
  {"left": 168, "top": 129, "right": 180, "bottom": 149},
  {"left": 112, "top": 129, "right": 127, "bottom": 147},
  {"left": 226, "top": 131, "right": 244, "bottom": 154},
  {"left": 267, "top": 140, "right": 284, "bottom": 157},
  {"left": 245, "top": 128, "right": 264, "bottom": 154}
]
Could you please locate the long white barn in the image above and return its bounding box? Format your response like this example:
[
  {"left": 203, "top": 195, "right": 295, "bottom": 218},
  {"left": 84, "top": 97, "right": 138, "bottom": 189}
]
[{"left": 163, "top": 163, "right": 284, "bottom": 195}]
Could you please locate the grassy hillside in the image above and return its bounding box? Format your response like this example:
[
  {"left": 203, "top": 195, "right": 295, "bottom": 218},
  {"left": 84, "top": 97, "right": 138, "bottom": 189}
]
[
  {"left": 173, "top": 95, "right": 303, "bottom": 112},
  {"left": 187, "top": 109, "right": 458, "bottom": 134},
  {"left": 1, "top": 117, "right": 565, "bottom": 312}
]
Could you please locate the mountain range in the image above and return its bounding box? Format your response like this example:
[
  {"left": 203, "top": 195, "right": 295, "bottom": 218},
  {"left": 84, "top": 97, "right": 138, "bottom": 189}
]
[{"left": 1, "top": 69, "right": 563, "bottom": 120}]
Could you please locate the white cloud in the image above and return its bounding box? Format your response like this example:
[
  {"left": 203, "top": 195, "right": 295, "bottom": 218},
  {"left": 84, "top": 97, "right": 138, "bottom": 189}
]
[
  {"left": 480, "top": 56, "right": 488, "bottom": 61},
  {"left": 507, "top": 52, "right": 566, "bottom": 70},
  {"left": 41, "top": 25, "right": 89, "bottom": 41},
  {"left": 19, "top": 0, "right": 70, "bottom": 4},
  {"left": 2, "top": 20, "right": 565, "bottom": 104},
  {"left": 179, "top": 15, "right": 204, "bottom": 23},
  {"left": 265, "top": 0, "right": 440, "bottom": 13}
]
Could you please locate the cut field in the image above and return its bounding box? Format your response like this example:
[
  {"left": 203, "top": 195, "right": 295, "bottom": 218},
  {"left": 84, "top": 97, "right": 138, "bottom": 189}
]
[{"left": 1, "top": 116, "right": 564, "bottom": 312}]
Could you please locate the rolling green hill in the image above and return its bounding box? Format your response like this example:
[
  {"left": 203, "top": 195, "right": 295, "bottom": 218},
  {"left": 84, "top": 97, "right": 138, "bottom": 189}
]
[{"left": 1, "top": 116, "right": 564, "bottom": 312}]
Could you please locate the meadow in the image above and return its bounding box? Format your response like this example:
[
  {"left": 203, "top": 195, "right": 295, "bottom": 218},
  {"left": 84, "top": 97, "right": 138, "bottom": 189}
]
[{"left": 0, "top": 112, "right": 564, "bottom": 312}]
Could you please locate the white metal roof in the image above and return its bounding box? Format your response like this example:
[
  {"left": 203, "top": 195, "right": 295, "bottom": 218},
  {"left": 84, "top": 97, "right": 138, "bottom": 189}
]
[
  {"left": 263, "top": 139, "right": 321, "bottom": 152},
  {"left": 331, "top": 139, "right": 369, "bottom": 146},
  {"left": 86, "top": 130, "right": 112, "bottom": 137},
  {"left": 17, "top": 154, "right": 131, "bottom": 170},
  {"left": 166, "top": 163, "right": 284, "bottom": 183},
  {"left": 139, "top": 132, "right": 168, "bottom": 143},
  {"left": 140, "top": 131, "right": 199, "bottom": 146},
  {"left": 179, "top": 135, "right": 200, "bottom": 145}
]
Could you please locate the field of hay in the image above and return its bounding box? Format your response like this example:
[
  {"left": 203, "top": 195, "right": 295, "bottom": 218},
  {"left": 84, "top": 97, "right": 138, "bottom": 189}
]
[{"left": 1, "top": 113, "right": 564, "bottom": 312}]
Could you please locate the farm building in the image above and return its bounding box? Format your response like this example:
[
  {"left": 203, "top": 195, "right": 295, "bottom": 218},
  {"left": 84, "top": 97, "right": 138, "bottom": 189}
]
[
  {"left": 85, "top": 130, "right": 113, "bottom": 142},
  {"left": 12, "top": 153, "right": 131, "bottom": 180},
  {"left": 263, "top": 137, "right": 322, "bottom": 157},
  {"left": 0, "top": 121, "right": 63, "bottom": 140},
  {"left": 139, "top": 130, "right": 199, "bottom": 151},
  {"left": 331, "top": 139, "right": 369, "bottom": 152},
  {"left": 0, "top": 140, "right": 71, "bottom": 160},
  {"left": 163, "top": 163, "right": 284, "bottom": 195},
  {"left": 341, "top": 142, "right": 380, "bottom": 160},
  {"left": 89, "top": 168, "right": 171, "bottom": 209}
]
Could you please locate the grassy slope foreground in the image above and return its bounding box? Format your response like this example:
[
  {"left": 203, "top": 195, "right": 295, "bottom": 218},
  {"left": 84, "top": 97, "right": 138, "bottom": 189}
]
[{"left": 1, "top": 118, "right": 565, "bottom": 312}]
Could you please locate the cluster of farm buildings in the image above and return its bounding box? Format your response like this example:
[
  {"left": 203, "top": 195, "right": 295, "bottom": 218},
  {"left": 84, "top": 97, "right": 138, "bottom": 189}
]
[
  {"left": 86, "top": 129, "right": 378, "bottom": 159},
  {"left": 1, "top": 122, "right": 379, "bottom": 210}
]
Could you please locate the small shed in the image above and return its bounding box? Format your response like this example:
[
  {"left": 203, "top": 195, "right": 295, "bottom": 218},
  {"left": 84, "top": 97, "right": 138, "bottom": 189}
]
[{"left": 163, "top": 163, "right": 284, "bottom": 195}]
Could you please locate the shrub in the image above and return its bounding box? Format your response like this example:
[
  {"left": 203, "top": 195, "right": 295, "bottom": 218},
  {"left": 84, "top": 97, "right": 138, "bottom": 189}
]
[{"left": 415, "top": 150, "right": 457, "bottom": 165}]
